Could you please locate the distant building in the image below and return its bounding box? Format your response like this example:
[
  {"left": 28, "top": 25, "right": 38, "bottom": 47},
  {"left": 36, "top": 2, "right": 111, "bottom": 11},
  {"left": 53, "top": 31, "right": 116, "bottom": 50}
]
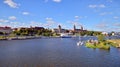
[
  {"left": 13, "top": 26, "right": 44, "bottom": 31},
  {"left": 73, "top": 25, "right": 87, "bottom": 33},
  {"left": 102, "top": 32, "right": 108, "bottom": 36},
  {"left": 33, "top": 27, "right": 44, "bottom": 30},
  {"left": 52, "top": 28, "right": 59, "bottom": 33},
  {"left": 52, "top": 25, "right": 68, "bottom": 33},
  {"left": 0, "top": 26, "right": 12, "bottom": 34}
]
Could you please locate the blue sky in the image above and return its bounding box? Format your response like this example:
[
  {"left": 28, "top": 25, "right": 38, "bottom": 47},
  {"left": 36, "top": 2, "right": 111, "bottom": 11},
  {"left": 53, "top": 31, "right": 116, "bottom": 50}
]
[{"left": 0, "top": 0, "right": 120, "bottom": 32}]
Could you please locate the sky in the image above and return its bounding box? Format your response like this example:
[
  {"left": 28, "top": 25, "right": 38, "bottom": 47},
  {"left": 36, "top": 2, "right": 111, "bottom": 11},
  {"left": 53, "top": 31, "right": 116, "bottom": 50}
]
[{"left": 0, "top": 0, "right": 120, "bottom": 32}]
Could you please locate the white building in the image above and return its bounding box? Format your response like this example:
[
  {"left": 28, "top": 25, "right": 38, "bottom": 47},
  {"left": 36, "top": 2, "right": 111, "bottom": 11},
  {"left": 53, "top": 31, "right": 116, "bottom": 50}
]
[{"left": 102, "top": 32, "right": 108, "bottom": 35}]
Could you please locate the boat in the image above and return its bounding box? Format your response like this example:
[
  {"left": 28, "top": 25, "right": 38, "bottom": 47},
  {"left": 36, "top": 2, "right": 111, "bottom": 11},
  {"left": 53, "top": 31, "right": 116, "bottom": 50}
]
[
  {"left": 77, "top": 41, "right": 83, "bottom": 46},
  {"left": 60, "top": 33, "right": 72, "bottom": 38},
  {"left": 77, "top": 36, "right": 84, "bottom": 46}
]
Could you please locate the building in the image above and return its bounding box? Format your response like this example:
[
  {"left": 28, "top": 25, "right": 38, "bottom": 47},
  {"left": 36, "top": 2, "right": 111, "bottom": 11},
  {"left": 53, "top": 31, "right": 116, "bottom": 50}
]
[
  {"left": 73, "top": 25, "right": 87, "bottom": 33},
  {"left": 0, "top": 26, "right": 12, "bottom": 34},
  {"left": 13, "top": 26, "right": 44, "bottom": 31},
  {"left": 102, "top": 32, "right": 108, "bottom": 36},
  {"left": 52, "top": 25, "right": 68, "bottom": 33}
]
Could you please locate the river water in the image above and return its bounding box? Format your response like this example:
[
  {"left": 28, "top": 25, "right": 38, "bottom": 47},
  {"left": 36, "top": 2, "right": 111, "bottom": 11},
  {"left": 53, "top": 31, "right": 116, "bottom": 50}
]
[{"left": 0, "top": 37, "right": 120, "bottom": 67}]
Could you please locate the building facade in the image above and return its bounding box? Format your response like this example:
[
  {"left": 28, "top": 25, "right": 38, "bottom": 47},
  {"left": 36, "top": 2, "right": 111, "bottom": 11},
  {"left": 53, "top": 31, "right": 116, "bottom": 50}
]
[
  {"left": 73, "top": 25, "right": 87, "bottom": 33},
  {"left": 0, "top": 26, "right": 12, "bottom": 34}
]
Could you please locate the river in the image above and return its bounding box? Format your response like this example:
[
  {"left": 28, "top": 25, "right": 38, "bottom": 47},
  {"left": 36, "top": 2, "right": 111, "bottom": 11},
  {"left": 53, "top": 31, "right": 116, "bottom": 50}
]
[{"left": 0, "top": 37, "right": 120, "bottom": 67}]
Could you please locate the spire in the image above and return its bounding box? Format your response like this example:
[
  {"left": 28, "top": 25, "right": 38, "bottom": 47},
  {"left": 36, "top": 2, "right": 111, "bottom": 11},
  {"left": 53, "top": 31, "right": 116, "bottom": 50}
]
[
  {"left": 58, "top": 25, "right": 61, "bottom": 33},
  {"left": 74, "top": 24, "right": 76, "bottom": 31},
  {"left": 81, "top": 26, "right": 83, "bottom": 30}
]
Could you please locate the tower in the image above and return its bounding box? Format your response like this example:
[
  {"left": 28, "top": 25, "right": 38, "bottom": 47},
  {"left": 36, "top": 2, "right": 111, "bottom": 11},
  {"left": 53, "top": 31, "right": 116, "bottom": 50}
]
[
  {"left": 73, "top": 24, "right": 76, "bottom": 31},
  {"left": 81, "top": 26, "right": 83, "bottom": 30},
  {"left": 58, "top": 25, "right": 61, "bottom": 33}
]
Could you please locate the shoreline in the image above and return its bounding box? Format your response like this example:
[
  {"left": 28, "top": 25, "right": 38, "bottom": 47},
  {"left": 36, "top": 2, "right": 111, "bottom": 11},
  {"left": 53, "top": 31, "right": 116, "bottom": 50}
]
[{"left": 0, "top": 36, "right": 63, "bottom": 41}]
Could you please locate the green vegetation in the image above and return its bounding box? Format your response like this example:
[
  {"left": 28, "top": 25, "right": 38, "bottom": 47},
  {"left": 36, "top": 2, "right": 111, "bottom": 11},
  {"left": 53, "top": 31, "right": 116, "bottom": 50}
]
[
  {"left": 0, "top": 36, "right": 6, "bottom": 39},
  {"left": 85, "top": 41, "right": 110, "bottom": 50},
  {"left": 85, "top": 35, "right": 110, "bottom": 50},
  {"left": 85, "top": 42, "right": 96, "bottom": 49},
  {"left": 12, "top": 28, "right": 52, "bottom": 36},
  {"left": 75, "top": 31, "right": 101, "bottom": 36},
  {"left": 107, "top": 39, "right": 120, "bottom": 48},
  {"left": 98, "top": 35, "right": 105, "bottom": 42}
]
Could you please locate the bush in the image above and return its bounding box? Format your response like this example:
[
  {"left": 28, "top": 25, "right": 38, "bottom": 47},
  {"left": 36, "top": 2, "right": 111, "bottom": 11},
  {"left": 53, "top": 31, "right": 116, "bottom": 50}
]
[{"left": 98, "top": 35, "right": 105, "bottom": 42}]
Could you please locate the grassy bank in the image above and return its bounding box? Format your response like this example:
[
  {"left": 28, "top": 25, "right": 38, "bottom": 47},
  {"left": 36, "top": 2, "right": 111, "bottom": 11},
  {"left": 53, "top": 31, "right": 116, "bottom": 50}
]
[
  {"left": 85, "top": 41, "right": 110, "bottom": 50},
  {"left": 107, "top": 39, "right": 120, "bottom": 48},
  {"left": 0, "top": 36, "right": 6, "bottom": 39}
]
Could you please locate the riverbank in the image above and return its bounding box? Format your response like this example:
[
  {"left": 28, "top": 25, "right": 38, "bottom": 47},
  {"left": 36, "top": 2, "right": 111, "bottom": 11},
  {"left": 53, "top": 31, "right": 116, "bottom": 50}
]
[
  {"left": 85, "top": 39, "right": 120, "bottom": 50},
  {"left": 0, "top": 36, "right": 64, "bottom": 41},
  {"left": 0, "top": 36, "right": 42, "bottom": 40},
  {"left": 85, "top": 41, "right": 110, "bottom": 50},
  {"left": 107, "top": 39, "right": 120, "bottom": 48}
]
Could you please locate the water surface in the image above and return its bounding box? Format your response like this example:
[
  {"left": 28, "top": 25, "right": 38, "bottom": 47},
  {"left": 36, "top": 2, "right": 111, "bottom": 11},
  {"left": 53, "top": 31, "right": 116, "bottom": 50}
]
[{"left": 0, "top": 37, "right": 120, "bottom": 67}]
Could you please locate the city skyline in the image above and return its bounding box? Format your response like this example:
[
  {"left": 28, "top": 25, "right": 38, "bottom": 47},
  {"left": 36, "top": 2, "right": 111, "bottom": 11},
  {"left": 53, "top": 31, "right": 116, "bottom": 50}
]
[{"left": 0, "top": 0, "right": 120, "bottom": 32}]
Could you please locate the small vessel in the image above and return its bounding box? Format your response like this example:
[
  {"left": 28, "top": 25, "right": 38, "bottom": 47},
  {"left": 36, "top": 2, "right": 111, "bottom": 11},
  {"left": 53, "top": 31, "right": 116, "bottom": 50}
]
[
  {"left": 77, "top": 36, "right": 84, "bottom": 46},
  {"left": 77, "top": 41, "right": 83, "bottom": 46},
  {"left": 60, "top": 33, "right": 72, "bottom": 38}
]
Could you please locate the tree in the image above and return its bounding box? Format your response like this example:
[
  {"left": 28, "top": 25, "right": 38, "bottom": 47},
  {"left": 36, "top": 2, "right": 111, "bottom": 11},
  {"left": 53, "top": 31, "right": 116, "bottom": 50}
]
[{"left": 98, "top": 35, "right": 105, "bottom": 42}]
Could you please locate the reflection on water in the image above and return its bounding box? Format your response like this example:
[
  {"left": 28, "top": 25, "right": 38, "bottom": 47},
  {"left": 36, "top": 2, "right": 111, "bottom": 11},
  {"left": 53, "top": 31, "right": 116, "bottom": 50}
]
[{"left": 0, "top": 37, "right": 120, "bottom": 67}]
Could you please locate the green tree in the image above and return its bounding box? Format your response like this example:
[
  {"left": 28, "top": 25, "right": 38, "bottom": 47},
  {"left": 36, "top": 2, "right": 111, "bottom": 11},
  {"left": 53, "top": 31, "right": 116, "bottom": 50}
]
[{"left": 98, "top": 35, "right": 105, "bottom": 42}]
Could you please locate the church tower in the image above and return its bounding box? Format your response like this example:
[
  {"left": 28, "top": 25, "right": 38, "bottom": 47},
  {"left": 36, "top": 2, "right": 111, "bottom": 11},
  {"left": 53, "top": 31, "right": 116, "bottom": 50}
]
[
  {"left": 58, "top": 25, "right": 61, "bottom": 33},
  {"left": 73, "top": 24, "right": 76, "bottom": 31},
  {"left": 81, "top": 26, "right": 83, "bottom": 30}
]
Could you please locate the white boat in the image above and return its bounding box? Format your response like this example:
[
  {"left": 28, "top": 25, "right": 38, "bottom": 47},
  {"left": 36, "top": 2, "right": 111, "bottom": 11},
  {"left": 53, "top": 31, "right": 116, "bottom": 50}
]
[
  {"left": 77, "top": 41, "right": 83, "bottom": 46},
  {"left": 60, "top": 33, "right": 72, "bottom": 38}
]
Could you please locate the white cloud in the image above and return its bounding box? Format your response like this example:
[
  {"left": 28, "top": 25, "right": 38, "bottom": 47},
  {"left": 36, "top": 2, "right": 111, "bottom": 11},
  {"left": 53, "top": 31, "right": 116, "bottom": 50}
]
[
  {"left": 113, "top": 16, "right": 119, "bottom": 19},
  {"left": 52, "top": 0, "right": 61, "bottom": 3},
  {"left": 114, "top": 23, "right": 120, "bottom": 27},
  {"left": 89, "top": 5, "right": 97, "bottom": 8},
  {"left": 9, "top": 16, "right": 16, "bottom": 20},
  {"left": 44, "top": 0, "right": 49, "bottom": 2},
  {"left": 99, "top": 4, "right": 106, "bottom": 8},
  {"left": 99, "top": 12, "right": 112, "bottom": 16},
  {"left": 0, "top": 19, "right": 9, "bottom": 23},
  {"left": 96, "top": 23, "right": 108, "bottom": 28},
  {"left": 75, "top": 16, "right": 82, "bottom": 19},
  {"left": 46, "top": 17, "right": 53, "bottom": 21},
  {"left": 22, "top": 12, "right": 30, "bottom": 15},
  {"left": 89, "top": 4, "right": 106, "bottom": 8},
  {"left": 4, "top": 0, "right": 19, "bottom": 8},
  {"left": 30, "top": 21, "right": 42, "bottom": 27},
  {"left": 45, "top": 17, "right": 56, "bottom": 27},
  {"left": 107, "top": 0, "right": 113, "bottom": 3}
]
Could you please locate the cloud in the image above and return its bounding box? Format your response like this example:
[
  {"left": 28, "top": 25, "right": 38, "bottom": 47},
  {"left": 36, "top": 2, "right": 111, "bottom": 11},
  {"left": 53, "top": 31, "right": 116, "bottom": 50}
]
[
  {"left": 107, "top": 0, "right": 113, "bottom": 3},
  {"left": 96, "top": 23, "right": 109, "bottom": 32},
  {"left": 89, "top": 4, "right": 106, "bottom": 8},
  {"left": 99, "top": 4, "right": 106, "bottom": 8},
  {"left": 52, "top": 0, "right": 61, "bottom": 3},
  {"left": 44, "top": 0, "right": 49, "bottom": 2},
  {"left": 46, "top": 17, "right": 53, "bottom": 21},
  {"left": 99, "top": 12, "right": 113, "bottom": 16},
  {"left": 0, "top": 19, "right": 9, "bottom": 23},
  {"left": 95, "top": 22, "right": 120, "bottom": 32},
  {"left": 29, "top": 21, "right": 43, "bottom": 27},
  {"left": 88, "top": 5, "right": 97, "bottom": 8},
  {"left": 75, "top": 16, "right": 82, "bottom": 19},
  {"left": 4, "top": 0, "right": 19, "bottom": 8},
  {"left": 113, "top": 16, "right": 119, "bottom": 19},
  {"left": 22, "top": 12, "right": 30, "bottom": 15},
  {"left": 114, "top": 23, "right": 120, "bottom": 27},
  {"left": 74, "top": 16, "right": 83, "bottom": 21},
  {"left": 45, "top": 17, "right": 56, "bottom": 27},
  {"left": 96, "top": 23, "right": 108, "bottom": 28},
  {"left": 8, "top": 16, "right": 16, "bottom": 20}
]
